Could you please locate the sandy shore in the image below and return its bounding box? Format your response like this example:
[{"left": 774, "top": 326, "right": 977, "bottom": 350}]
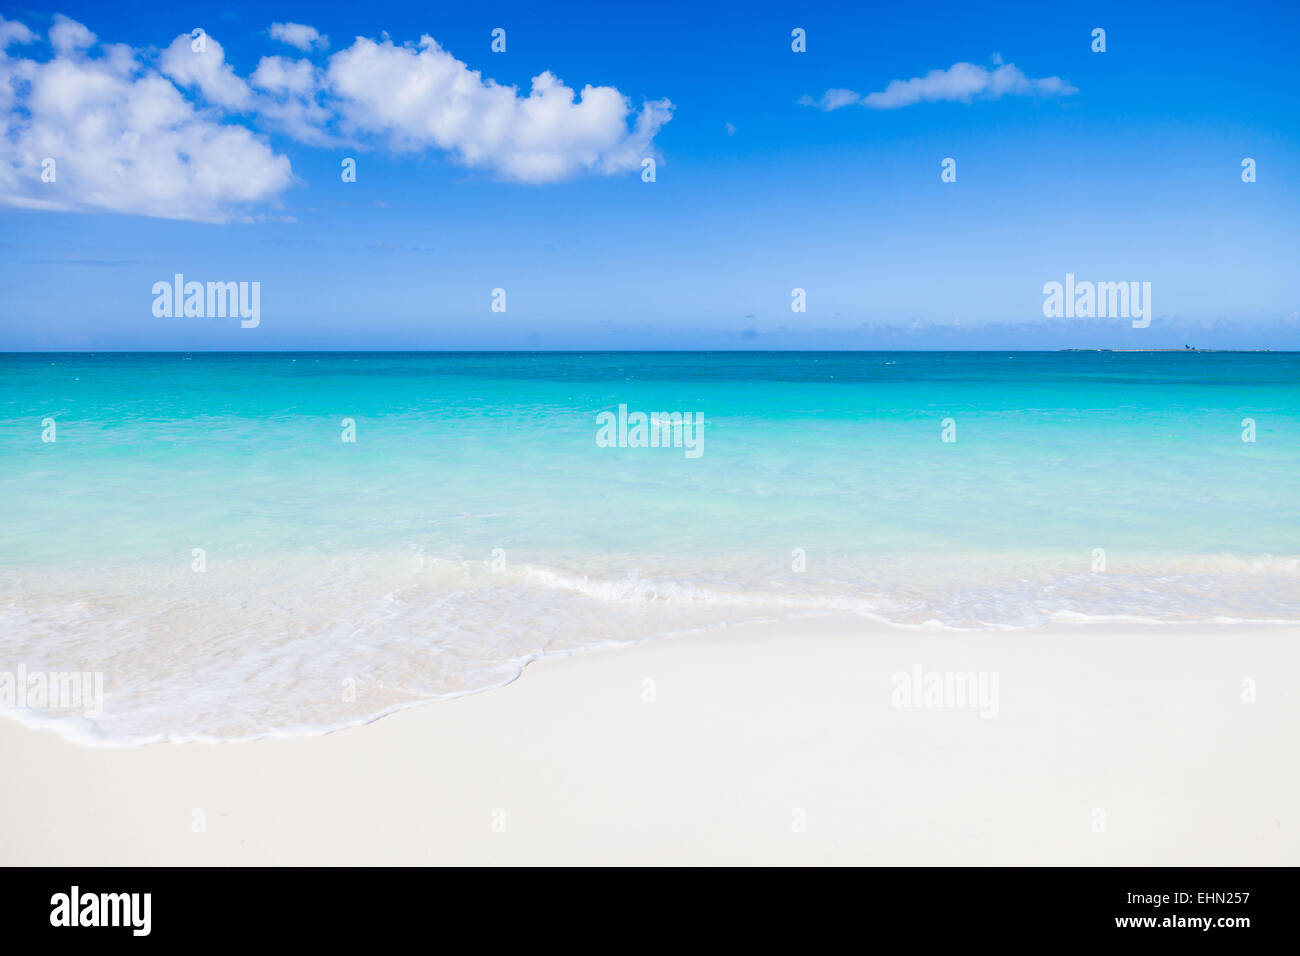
[{"left": 2, "top": 616, "right": 1297, "bottom": 865}]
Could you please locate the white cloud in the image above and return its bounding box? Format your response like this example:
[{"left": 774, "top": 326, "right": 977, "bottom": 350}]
[
  {"left": 801, "top": 60, "right": 1077, "bottom": 111},
  {"left": 162, "top": 34, "right": 334, "bottom": 144},
  {"left": 0, "top": 16, "right": 36, "bottom": 49},
  {"left": 159, "top": 32, "right": 253, "bottom": 110},
  {"left": 49, "top": 14, "right": 95, "bottom": 55},
  {"left": 797, "top": 88, "right": 864, "bottom": 112},
  {"left": 0, "top": 18, "right": 293, "bottom": 222},
  {"left": 251, "top": 55, "right": 317, "bottom": 95},
  {"left": 326, "top": 35, "right": 672, "bottom": 183},
  {"left": 269, "top": 22, "right": 328, "bottom": 52},
  {"left": 0, "top": 16, "right": 673, "bottom": 221},
  {"left": 250, "top": 56, "right": 333, "bottom": 145}
]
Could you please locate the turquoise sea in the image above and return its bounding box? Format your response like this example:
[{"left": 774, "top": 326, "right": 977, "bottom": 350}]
[{"left": 2, "top": 351, "right": 1297, "bottom": 743}]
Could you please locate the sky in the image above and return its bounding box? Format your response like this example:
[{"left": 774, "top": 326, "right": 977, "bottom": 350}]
[{"left": 1, "top": 0, "right": 1297, "bottom": 350}]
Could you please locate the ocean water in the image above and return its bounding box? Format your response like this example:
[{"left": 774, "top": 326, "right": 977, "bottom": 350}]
[{"left": 2, "top": 351, "right": 1297, "bottom": 744}]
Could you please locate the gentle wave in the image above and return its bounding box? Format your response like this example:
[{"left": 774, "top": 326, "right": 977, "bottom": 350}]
[{"left": 2, "top": 550, "right": 1299, "bottom": 746}]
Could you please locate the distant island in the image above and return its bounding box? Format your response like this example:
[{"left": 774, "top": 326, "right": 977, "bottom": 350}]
[{"left": 1058, "top": 348, "right": 1276, "bottom": 353}]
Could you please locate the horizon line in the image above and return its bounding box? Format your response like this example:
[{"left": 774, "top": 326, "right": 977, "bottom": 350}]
[{"left": 1, "top": 348, "right": 1294, "bottom": 355}]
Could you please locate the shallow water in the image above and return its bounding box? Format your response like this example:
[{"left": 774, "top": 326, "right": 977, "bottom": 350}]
[{"left": 2, "top": 351, "right": 1297, "bottom": 743}]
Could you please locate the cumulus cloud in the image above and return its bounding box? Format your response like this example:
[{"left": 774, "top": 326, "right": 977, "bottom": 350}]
[
  {"left": 326, "top": 35, "right": 672, "bottom": 183},
  {"left": 0, "top": 15, "right": 670, "bottom": 221},
  {"left": 251, "top": 55, "right": 318, "bottom": 95},
  {"left": 0, "top": 17, "right": 293, "bottom": 222},
  {"left": 269, "top": 22, "right": 328, "bottom": 52},
  {"left": 0, "top": 17, "right": 36, "bottom": 48},
  {"left": 250, "top": 55, "right": 333, "bottom": 145},
  {"left": 49, "top": 13, "right": 95, "bottom": 55},
  {"left": 0, "top": 16, "right": 673, "bottom": 221},
  {"left": 801, "top": 60, "right": 1077, "bottom": 111},
  {"left": 159, "top": 32, "right": 253, "bottom": 110}
]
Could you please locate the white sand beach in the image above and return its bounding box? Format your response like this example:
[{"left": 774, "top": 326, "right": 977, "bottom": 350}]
[{"left": 2, "top": 617, "right": 1297, "bottom": 866}]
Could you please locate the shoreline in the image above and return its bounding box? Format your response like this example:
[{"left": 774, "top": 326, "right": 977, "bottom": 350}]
[{"left": 3, "top": 616, "right": 1296, "bottom": 865}]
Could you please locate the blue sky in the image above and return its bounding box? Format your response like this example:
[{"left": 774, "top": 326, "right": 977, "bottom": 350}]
[{"left": 1, "top": 0, "right": 1297, "bottom": 349}]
